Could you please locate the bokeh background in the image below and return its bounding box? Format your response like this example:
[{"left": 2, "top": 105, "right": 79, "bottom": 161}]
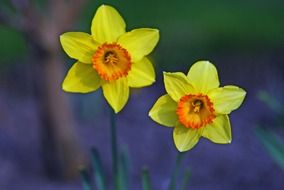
[{"left": 0, "top": 0, "right": 284, "bottom": 189}]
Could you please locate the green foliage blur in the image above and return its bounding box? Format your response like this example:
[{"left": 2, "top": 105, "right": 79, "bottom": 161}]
[
  {"left": 1, "top": 0, "right": 284, "bottom": 69},
  {"left": 0, "top": 25, "right": 27, "bottom": 65},
  {"left": 256, "top": 91, "right": 284, "bottom": 171},
  {"left": 80, "top": 0, "right": 284, "bottom": 70}
]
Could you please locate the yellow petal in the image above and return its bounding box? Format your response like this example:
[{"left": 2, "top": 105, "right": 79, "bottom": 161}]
[
  {"left": 118, "top": 28, "right": 159, "bottom": 62},
  {"left": 202, "top": 115, "right": 232, "bottom": 144},
  {"left": 91, "top": 5, "right": 126, "bottom": 43},
  {"left": 163, "top": 72, "right": 194, "bottom": 102},
  {"left": 173, "top": 123, "right": 201, "bottom": 152},
  {"left": 60, "top": 32, "right": 98, "bottom": 63},
  {"left": 62, "top": 62, "right": 101, "bottom": 93},
  {"left": 208, "top": 85, "right": 246, "bottom": 114},
  {"left": 102, "top": 78, "right": 129, "bottom": 113},
  {"left": 127, "top": 57, "right": 155, "bottom": 88},
  {"left": 149, "top": 95, "right": 178, "bottom": 127},
  {"left": 187, "top": 61, "right": 220, "bottom": 93}
]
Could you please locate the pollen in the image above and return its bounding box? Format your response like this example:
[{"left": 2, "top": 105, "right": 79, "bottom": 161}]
[
  {"left": 176, "top": 94, "right": 215, "bottom": 129},
  {"left": 92, "top": 43, "right": 132, "bottom": 81}
]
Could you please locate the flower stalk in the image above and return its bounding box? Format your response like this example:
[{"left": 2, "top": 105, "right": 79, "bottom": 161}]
[
  {"left": 180, "top": 168, "right": 191, "bottom": 190},
  {"left": 110, "top": 108, "right": 120, "bottom": 189},
  {"left": 168, "top": 152, "right": 185, "bottom": 190},
  {"left": 142, "top": 167, "right": 152, "bottom": 190}
]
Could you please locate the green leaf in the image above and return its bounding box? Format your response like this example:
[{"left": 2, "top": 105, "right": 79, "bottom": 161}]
[
  {"left": 255, "top": 127, "right": 284, "bottom": 170},
  {"left": 91, "top": 148, "right": 106, "bottom": 190},
  {"left": 257, "top": 91, "right": 284, "bottom": 127},
  {"left": 142, "top": 167, "right": 152, "bottom": 190},
  {"left": 79, "top": 168, "right": 93, "bottom": 190},
  {"left": 117, "top": 146, "right": 130, "bottom": 190},
  {"left": 257, "top": 90, "right": 284, "bottom": 115}
]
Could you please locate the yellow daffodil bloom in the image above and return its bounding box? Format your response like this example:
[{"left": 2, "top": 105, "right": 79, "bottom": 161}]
[
  {"left": 60, "top": 5, "right": 159, "bottom": 113},
  {"left": 149, "top": 61, "right": 246, "bottom": 152}
]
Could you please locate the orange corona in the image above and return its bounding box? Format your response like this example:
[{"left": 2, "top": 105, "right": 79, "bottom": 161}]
[
  {"left": 92, "top": 43, "right": 132, "bottom": 81},
  {"left": 176, "top": 94, "right": 215, "bottom": 129}
]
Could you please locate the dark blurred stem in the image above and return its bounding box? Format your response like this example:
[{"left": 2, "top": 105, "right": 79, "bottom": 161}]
[
  {"left": 168, "top": 152, "right": 185, "bottom": 190},
  {"left": 110, "top": 108, "right": 119, "bottom": 189},
  {"left": 80, "top": 168, "right": 93, "bottom": 190},
  {"left": 142, "top": 167, "right": 152, "bottom": 190},
  {"left": 180, "top": 168, "right": 191, "bottom": 190}
]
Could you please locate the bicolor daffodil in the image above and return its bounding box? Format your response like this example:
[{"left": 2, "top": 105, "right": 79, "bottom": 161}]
[
  {"left": 149, "top": 61, "right": 246, "bottom": 152},
  {"left": 60, "top": 5, "right": 159, "bottom": 113}
]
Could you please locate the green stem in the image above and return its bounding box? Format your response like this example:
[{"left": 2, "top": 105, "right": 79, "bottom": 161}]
[
  {"left": 142, "top": 167, "right": 152, "bottom": 190},
  {"left": 168, "top": 152, "right": 185, "bottom": 190},
  {"left": 110, "top": 108, "right": 119, "bottom": 189},
  {"left": 180, "top": 168, "right": 191, "bottom": 190}
]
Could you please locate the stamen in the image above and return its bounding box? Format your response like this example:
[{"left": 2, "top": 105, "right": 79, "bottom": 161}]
[
  {"left": 192, "top": 100, "right": 202, "bottom": 113},
  {"left": 104, "top": 51, "right": 119, "bottom": 65},
  {"left": 92, "top": 43, "right": 131, "bottom": 81},
  {"left": 176, "top": 94, "right": 215, "bottom": 129}
]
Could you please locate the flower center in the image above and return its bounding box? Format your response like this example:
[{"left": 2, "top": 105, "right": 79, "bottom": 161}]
[
  {"left": 92, "top": 43, "right": 131, "bottom": 81},
  {"left": 176, "top": 94, "right": 215, "bottom": 129}
]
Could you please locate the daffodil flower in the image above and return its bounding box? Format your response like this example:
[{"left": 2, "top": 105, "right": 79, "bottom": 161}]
[
  {"left": 60, "top": 5, "right": 159, "bottom": 113},
  {"left": 149, "top": 61, "right": 246, "bottom": 152}
]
